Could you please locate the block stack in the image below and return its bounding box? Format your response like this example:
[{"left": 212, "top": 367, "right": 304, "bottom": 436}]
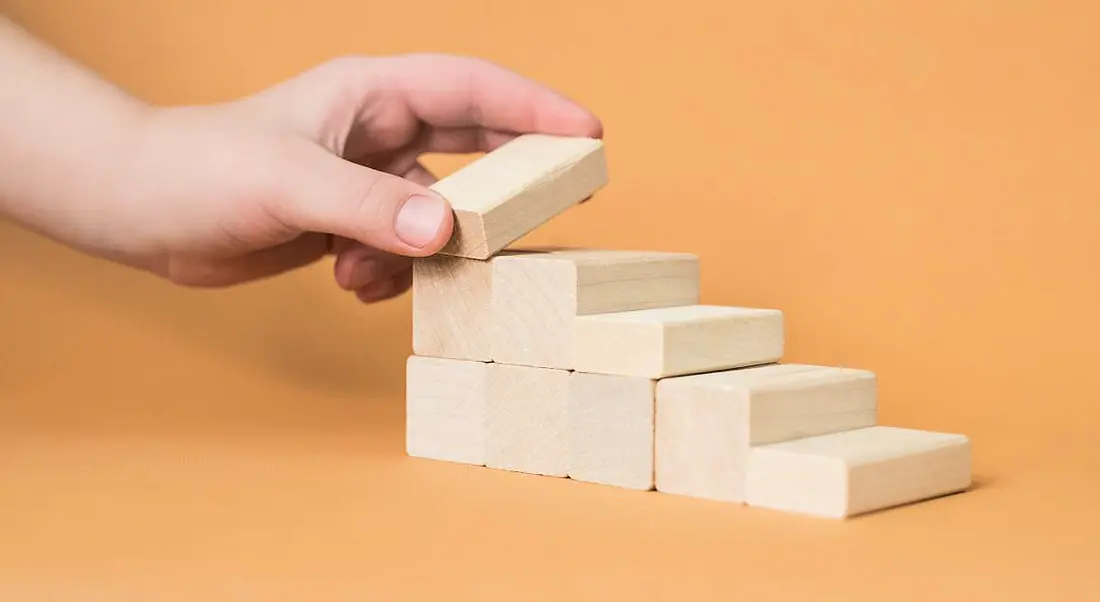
[{"left": 405, "top": 134, "right": 971, "bottom": 519}]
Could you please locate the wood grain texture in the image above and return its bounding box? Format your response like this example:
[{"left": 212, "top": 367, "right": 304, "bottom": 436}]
[
  {"left": 485, "top": 364, "right": 571, "bottom": 477},
  {"left": 573, "top": 305, "right": 784, "bottom": 378},
  {"left": 654, "top": 364, "right": 878, "bottom": 502},
  {"left": 745, "top": 426, "right": 972, "bottom": 518},
  {"left": 431, "top": 134, "right": 608, "bottom": 259},
  {"left": 492, "top": 249, "right": 699, "bottom": 369},
  {"left": 568, "top": 373, "right": 655, "bottom": 490},
  {"left": 405, "top": 356, "right": 491, "bottom": 466},
  {"left": 411, "top": 254, "right": 495, "bottom": 361}
]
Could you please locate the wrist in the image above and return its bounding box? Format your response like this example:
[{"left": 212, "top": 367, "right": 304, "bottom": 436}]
[
  {"left": 0, "top": 97, "right": 153, "bottom": 249},
  {"left": 0, "top": 16, "right": 153, "bottom": 249}
]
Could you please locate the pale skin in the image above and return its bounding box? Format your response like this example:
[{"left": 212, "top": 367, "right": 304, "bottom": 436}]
[{"left": 0, "top": 16, "right": 602, "bottom": 303}]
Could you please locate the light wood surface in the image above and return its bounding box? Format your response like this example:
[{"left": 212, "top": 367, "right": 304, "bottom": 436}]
[
  {"left": 405, "top": 356, "right": 490, "bottom": 465},
  {"left": 654, "top": 364, "right": 878, "bottom": 502},
  {"left": 432, "top": 134, "right": 607, "bottom": 259},
  {"left": 491, "top": 249, "right": 699, "bottom": 369},
  {"left": 568, "top": 372, "right": 656, "bottom": 490},
  {"left": 412, "top": 255, "right": 495, "bottom": 362},
  {"left": 485, "top": 363, "right": 570, "bottom": 477},
  {"left": 745, "top": 426, "right": 972, "bottom": 518},
  {"left": 3, "top": 0, "right": 1100, "bottom": 598},
  {"left": 573, "top": 305, "right": 784, "bottom": 378}
]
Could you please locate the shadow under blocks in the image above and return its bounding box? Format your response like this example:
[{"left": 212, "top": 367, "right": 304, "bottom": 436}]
[{"left": 403, "top": 133, "right": 973, "bottom": 520}]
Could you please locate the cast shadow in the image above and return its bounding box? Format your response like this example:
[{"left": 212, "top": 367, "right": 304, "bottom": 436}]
[{"left": 1, "top": 224, "right": 407, "bottom": 401}]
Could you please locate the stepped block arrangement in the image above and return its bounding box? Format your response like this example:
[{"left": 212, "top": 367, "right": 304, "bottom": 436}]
[{"left": 405, "top": 134, "right": 972, "bottom": 519}]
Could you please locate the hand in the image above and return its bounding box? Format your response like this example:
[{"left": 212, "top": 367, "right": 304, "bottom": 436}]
[{"left": 112, "top": 54, "right": 602, "bottom": 302}]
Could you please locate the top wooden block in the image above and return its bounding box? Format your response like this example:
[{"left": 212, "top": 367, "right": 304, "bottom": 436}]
[{"left": 430, "top": 134, "right": 608, "bottom": 260}]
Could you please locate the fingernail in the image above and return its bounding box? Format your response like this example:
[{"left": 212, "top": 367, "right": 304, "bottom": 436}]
[{"left": 395, "top": 193, "right": 447, "bottom": 248}]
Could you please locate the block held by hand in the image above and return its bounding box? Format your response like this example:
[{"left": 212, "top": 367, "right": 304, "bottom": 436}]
[{"left": 430, "top": 134, "right": 608, "bottom": 260}]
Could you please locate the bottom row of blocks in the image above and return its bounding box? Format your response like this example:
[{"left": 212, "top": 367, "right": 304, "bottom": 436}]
[{"left": 406, "top": 356, "right": 971, "bottom": 518}]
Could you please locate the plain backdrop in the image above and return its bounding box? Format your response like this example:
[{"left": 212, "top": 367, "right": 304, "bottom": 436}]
[{"left": 1, "top": 1, "right": 1098, "bottom": 599}]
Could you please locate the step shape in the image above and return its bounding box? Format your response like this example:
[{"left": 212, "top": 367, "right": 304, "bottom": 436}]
[
  {"left": 486, "top": 364, "right": 571, "bottom": 477},
  {"left": 568, "top": 373, "right": 655, "bottom": 490},
  {"left": 431, "top": 134, "right": 607, "bottom": 260},
  {"left": 405, "top": 356, "right": 491, "bottom": 466},
  {"left": 493, "top": 249, "right": 699, "bottom": 370},
  {"left": 745, "top": 426, "right": 971, "bottom": 518},
  {"left": 573, "top": 305, "right": 784, "bottom": 378},
  {"left": 655, "top": 363, "right": 877, "bottom": 502},
  {"left": 412, "top": 254, "right": 495, "bottom": 362}
]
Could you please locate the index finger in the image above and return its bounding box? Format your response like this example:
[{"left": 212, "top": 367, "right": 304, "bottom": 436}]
[{"left": 374, "top": 53, "right": 604, "bottom": 138}]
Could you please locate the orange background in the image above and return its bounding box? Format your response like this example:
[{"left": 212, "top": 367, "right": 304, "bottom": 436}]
[{"left": 1, "top": 0, "right": 1098, "bottom": 598}]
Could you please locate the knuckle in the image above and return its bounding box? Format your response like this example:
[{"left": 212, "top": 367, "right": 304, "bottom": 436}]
[
  {"left": 321, "top": 53, "right": 374, "bottom": 75},
  {"left": 348, "top": 170, "right": 405, "bottom": 230}
]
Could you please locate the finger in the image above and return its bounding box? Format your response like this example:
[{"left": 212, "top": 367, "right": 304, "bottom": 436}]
[
  {"left": 333, "top": 244, "right": 411, "bottom": 290},
  {"left": 328, "top": 235, "right": 357, "bottom": 255},
  {"left": 418, "top": 127, "right": 517, "bottom": 154},
  {"left": 269, "top": 139, "right": 454, "bottom": 256},
  {"left": 375, "top": 54, "right": 603, "bottom": 137},
  {"left": 166, "top": 234, "right": 329, "bottom": 287},
  {"left": 389, "top": 266, "right": 413, "bottom": 295},
  {"left": 355, "top": 267, "right": 412, "bottom": 303}
]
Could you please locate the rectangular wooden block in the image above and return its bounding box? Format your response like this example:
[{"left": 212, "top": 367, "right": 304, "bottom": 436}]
[
  {"left": 492, "top": 249, "right": 699, "bottom": 369},
  {"left": 412, "top": 254, "right": 494, "bottom": 362},
  {"left": 655, "top": 364, "right": 877, "bottom": 502},
  {"left": 485, "top": 363, "right": 571, "bottom": 477},
  {"left": 573, "top": 305, "right": 784, "bottom": 378},
  {"left": 431, "top": 134, "right": 607, "bottom": 260},
  {"left": 568, "top": 373, "right": 655, "bottom": 490},
  {"left": 745, "top": 426, "right": 972, "bottom": 518},
  {"left": 405, "top": 356, "right": 491, "bottom": 466}
]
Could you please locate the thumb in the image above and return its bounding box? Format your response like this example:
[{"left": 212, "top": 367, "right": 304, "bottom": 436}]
[{"left": 271, "top": 142, "right": 454, "bottom": 257}]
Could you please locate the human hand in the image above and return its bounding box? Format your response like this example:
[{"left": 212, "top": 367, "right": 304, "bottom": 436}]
[{"left": 28, "top": 53, "right": 601, "bottom": 302}]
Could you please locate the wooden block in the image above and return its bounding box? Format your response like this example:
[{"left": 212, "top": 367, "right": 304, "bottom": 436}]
[
  {"left": 573, "top": 305, "right": 784, "bottom": 378},
  {"left": 745, "top": 426, "right": 972, "bottom": 518},
  {"left": 485, "top": 363, "right": 571, "bottom": 476},
  {"left": 412, "top": 254, "right": 494, "bottom": 361},
  {"left": 568, "top": 373, "right": 655, "bottom": 490},
  {"left": 405, "top": 356, "right": 491, "bottom": 466},
  {"left": 492, "top": 249, "right": 699, "bottom": 369},
  {"left": 654, "top": 364, "right": 877, "bottom": 502},
  {"left": 431, "top": 134, "right": 607, "bottom": 260}
]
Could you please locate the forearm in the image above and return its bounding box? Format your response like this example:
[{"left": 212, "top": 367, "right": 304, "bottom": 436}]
[{"left": 0, "top": 15, "right": 149, "bottom": 245}]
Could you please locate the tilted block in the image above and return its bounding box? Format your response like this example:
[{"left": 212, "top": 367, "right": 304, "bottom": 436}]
[
  {"left": 745, "top": 426, "right": 972, "bottom": 518},
  {"left": 486, "top": 364, "right": 571, "bottom": 477},
  {"left": 431, "top": 134, "right": 608, "bottom": 260},
  {"left": 412, "top": 254, "right": 495, "bottom": 362},
  {"left": 492, "top": 249, "right": 699, "bottom": 370},
  {"left": 568, "top": 373, "right": 655, "bottom": 490},
  {"left": 405, "top": 356, "right": 491, "bottom": 466},
  {"left": 655, "top": 364, "right": 877, "bottom": 502},
  {"left": 573, "top": 305, "right": 784, "bottom": 378}
]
